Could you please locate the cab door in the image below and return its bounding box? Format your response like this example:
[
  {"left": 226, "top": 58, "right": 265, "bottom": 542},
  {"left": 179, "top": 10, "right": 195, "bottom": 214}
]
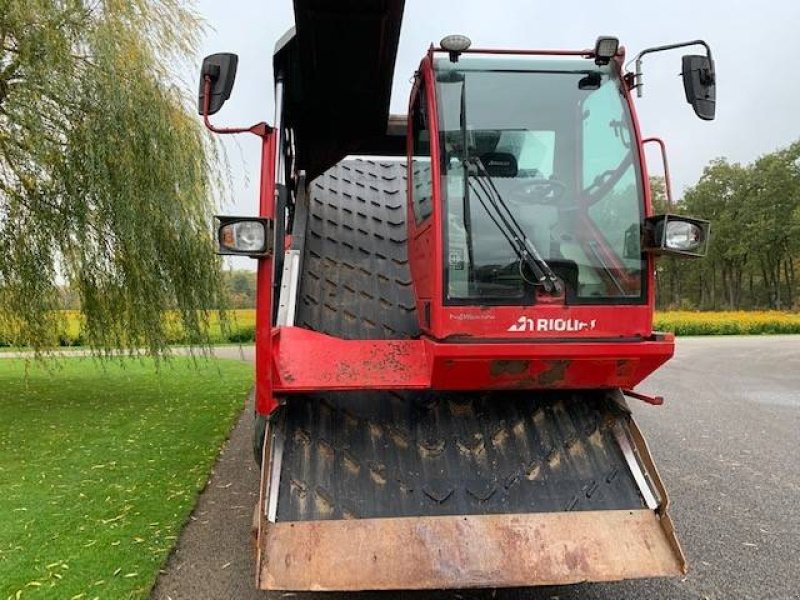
[{"left": 406, "top": 75, "right": 437, "bottom": 333}]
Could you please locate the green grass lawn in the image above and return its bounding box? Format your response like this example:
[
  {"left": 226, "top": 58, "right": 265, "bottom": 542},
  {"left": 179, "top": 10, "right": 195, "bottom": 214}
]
[{"left": 0, "top": 357, "right": 252, "bottom": 600}]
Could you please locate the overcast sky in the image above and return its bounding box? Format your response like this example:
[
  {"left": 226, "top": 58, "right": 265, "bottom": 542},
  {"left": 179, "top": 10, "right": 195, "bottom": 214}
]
[{"left": 191, "top": 0, "right": 799, "bottom": 255}]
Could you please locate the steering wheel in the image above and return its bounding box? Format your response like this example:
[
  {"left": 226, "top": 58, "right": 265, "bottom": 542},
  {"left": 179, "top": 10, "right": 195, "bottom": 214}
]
[{"left": 508, "top": 178, "right": 566, "bottom": 205}]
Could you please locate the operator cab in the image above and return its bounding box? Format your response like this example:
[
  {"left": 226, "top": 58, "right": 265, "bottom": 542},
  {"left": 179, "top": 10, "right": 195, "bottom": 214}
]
[{"left": 413, "top": 56, "right": 644, "bottom": 307}]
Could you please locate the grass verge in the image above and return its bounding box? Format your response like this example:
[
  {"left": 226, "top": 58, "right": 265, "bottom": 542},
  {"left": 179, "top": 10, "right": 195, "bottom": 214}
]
[{"left": 0, "top": 357, "right": 252, "bottom": 600}]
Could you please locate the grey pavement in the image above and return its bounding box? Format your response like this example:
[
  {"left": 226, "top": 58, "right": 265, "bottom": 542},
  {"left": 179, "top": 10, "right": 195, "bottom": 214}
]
[{"left": 151, "top": 336, "right": 800, "bottom": 600}]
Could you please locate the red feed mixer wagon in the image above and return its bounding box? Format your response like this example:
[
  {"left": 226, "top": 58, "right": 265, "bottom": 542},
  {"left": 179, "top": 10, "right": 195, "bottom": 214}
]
[{"left": 199, "top": 1, "right": 714, "bottom": 593}]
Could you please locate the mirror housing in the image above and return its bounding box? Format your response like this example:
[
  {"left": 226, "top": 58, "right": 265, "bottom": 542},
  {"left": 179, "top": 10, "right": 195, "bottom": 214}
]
[
  {"left": 198, "top": 53, "right": 239, "bottom": 116},
  {"left": 643, "top": 214, "right": 710, "bottom": 258},
  {"left": 681, "top": 55, "right": 716, "bottom": 121},
  {"left": 215, "top": 216, "right": 274, "bottom": 258}
]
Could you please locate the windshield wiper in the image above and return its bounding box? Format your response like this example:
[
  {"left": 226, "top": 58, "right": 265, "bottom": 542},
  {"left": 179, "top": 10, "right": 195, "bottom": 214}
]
[
  {"left": 587, "top": 240, "right": 627, "bottom": 296},
  {"left": 466, "top": 157, "right": 562, "bottom": 294}
]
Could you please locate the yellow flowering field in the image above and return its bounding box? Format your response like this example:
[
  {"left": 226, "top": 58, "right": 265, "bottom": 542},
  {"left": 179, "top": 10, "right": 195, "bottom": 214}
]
[
  {"left": 0, "top": 310, "right": 257, "bottom": 348},
  {"left": 654, "top": 311, "right": 800, "bottom": 335}
]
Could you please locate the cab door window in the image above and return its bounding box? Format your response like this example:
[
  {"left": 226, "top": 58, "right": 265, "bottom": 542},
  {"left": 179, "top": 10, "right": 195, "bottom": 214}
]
[{"left": 411, "top": 87, "right": 433, "bottom": 224}]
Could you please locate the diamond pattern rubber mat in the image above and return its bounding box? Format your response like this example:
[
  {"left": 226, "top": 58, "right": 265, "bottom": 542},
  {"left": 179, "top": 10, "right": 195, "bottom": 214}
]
[{"left": 279, "top": 159, "right": 644, "bottom": 521}]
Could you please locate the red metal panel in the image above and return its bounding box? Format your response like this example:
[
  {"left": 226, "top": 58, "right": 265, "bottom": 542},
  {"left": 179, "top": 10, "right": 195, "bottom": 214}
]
[
  {"left": 438, "top": 305, "right": 652, "bottom": 339},
  {"left": 424, "top": 335, "right": 672, "bottom": 390},
  {"left": 255, "top": 132, "right": 277, "bottom": 415},
  {"left": 271, "top": 327, "right": 429, "bottom": 392},
  {"left": 270, "top": 327, "right": 673, "bottom": 398}
]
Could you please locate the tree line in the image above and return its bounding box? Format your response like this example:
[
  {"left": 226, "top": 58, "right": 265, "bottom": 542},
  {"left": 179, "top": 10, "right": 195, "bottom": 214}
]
[{"left": 652, "top": 141, "right": 800, "bottom": 311}]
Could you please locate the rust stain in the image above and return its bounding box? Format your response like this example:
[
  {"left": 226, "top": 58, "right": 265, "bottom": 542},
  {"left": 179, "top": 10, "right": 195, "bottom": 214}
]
[
  {"left": 489, "top": 359, "right": 530, "bottom": 377},
  {"left": 536, "top": 360, "right": 570, "bottom": 386},
  {"left": 615, "top": 359, "right": 636, "bottom": 378}
]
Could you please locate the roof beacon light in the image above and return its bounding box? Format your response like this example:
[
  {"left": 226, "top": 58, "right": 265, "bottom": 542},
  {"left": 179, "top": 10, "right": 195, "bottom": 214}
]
[
  {"left": 594, "top": 36, "right": 620, "bottom": 65},
  {"left": 440, "top": 35, "right": 472, "bottom": 62}
]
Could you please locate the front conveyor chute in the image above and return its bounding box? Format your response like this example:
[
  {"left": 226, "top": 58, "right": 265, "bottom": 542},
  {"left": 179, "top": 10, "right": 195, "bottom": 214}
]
[
  {"left": 252, "top": 159, "right": 685, "bottom": 591},
  {"left": 255, "top": 390, "right": 686, "bottom": 591}
]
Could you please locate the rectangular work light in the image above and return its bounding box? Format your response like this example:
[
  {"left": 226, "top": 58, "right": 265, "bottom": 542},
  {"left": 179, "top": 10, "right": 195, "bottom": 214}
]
[
  {"left": 594, "top": 36, "right": 620, "bottom": 65},
  {"left": 215, "top": 216, "right": 274, "bottom": 258}
]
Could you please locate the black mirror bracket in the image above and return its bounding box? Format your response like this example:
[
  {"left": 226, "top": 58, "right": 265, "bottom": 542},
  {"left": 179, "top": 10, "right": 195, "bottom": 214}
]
[
  {"left": 627, "top": 40, "right": 715, "bottom": 120},
  {"left": 628, "top": 40, "right": 713, "bottom": 97}
]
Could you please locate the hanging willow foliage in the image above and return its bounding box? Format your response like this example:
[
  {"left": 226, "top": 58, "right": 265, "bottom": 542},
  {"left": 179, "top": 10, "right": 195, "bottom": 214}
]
[{"left": 0, "top": 0, "right": 227, "bottom": 353}]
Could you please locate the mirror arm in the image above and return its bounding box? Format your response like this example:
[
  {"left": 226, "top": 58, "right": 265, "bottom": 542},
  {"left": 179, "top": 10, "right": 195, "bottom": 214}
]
[
  {"left": 202, "top": 76, "right": 272, "bottom": 138},
  {"left": 628, "top": 40, "right": 714, "bottom": 98}
]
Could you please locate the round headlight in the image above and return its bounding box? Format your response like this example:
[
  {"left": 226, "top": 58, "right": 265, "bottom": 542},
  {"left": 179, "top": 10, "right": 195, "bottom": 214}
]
[{"left": 664, "top": 220, "right": 703, "bottom": 252}]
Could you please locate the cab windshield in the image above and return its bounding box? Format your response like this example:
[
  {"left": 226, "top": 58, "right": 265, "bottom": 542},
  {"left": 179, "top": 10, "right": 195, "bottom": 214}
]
[{"left": 434, "top": 56, "right": 645, "bottom": 304}]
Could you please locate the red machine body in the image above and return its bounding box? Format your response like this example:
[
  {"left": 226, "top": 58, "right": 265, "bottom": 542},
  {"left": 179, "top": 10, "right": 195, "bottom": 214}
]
[
  {"left": 201, "top": 7, "right": 716, "bottom": 590},
  {"left": 244, "top": 45, "right": 679, "bottom": 416}
]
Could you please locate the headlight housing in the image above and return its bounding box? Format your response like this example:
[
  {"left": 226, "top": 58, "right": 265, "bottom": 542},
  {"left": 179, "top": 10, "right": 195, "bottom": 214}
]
[
  {"left": 644, "top": 214, "right": 710, "bottom": 257},
  {"left": 215, "top": 216, "right": 273, "bottom": 257}
]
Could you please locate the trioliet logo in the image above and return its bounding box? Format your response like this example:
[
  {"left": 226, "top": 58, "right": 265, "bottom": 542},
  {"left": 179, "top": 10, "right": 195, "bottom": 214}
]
[{"left": 507, "top": 317, "right": 598, "bottom": 333}]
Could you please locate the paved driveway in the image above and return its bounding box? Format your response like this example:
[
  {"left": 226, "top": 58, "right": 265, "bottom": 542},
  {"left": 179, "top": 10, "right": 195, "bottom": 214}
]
[{"left": 151, "top": 336, "right": 800, "bottom": 600}]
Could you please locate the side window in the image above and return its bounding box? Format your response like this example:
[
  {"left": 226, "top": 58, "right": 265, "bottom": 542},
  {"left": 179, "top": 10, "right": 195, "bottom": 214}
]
[
  {"left": 582, "top": 81, "right": 631, "bottom": 188},
  {"left": 411, "top": 87, "right": 432, "bottom": 224},
  {"left": 583, "top": 79, "right": 644, "bottom": 283}
]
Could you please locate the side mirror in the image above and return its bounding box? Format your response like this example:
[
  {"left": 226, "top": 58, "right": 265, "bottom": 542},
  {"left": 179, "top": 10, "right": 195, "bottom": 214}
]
[
  {"left": 681, "top": 55, "right": 716, "bottom": 121},
  {"left": 198, "top": 53, "right": 239, "bottom": 116}
]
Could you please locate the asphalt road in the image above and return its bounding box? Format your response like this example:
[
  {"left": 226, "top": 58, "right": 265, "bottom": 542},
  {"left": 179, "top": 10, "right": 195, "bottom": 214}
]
[{"left": 151, "top": 337, "right": 800, "bottom": 600}]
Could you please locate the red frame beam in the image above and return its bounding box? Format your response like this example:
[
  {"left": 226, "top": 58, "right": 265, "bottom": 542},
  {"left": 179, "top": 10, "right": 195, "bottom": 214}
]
[{"left": 271, "top": 327, "right": 673, "bottom": 395}]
